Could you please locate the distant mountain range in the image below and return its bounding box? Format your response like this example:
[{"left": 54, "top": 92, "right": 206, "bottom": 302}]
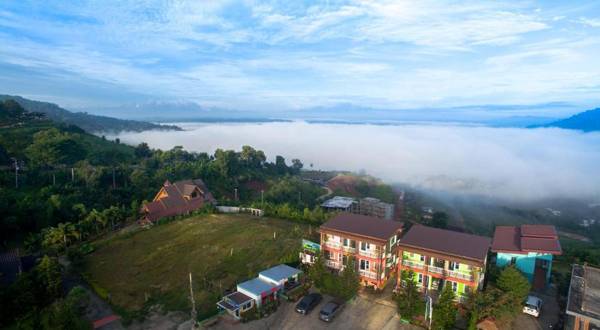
[
  {"left": 539, "top": 108, "right": 600, "bottom": 132},
  {"left": 0, "top": 95, "right": 181, "bottom": 133}
]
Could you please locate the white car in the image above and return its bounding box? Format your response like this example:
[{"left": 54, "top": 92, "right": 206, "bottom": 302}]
[{"left": 522, "top": 295, "right": 542, "bottom": 317}]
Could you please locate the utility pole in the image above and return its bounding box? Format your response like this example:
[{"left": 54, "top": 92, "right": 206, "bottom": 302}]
[
  {"left": 189, "top": 273, "right": 198, "bottom": 328},
  {"left": 234, "top": 188, "right": 238, "bottom": 202},
  {"left": 71, "top": 168, "right": 75, "bottom": 182},
  {"left": 112, "top": 167, "right": 116, "bottom": 189},
  {"left": 261, "top": 190, "right": 264, "bottom": 205},
  {"left": 11, "top": 158, "right": 18, "bottom": 189},
  {"left": 425, "top": 295, "right": 433, "bottom": 330}
]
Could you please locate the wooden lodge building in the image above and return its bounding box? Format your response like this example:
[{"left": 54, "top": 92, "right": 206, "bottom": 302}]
[{"left": 140, "top": 179, "right": 215, "bottom": 223}]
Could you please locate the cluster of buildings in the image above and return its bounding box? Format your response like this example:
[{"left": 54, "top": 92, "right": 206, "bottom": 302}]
[
  {"left": 301, "top": 213, "right": 564, "bottom": 303},
  {"left": 217, "top": 264, "right": 303, "bottom": 320},
  {"left": 321, "top": 196, "right": 394, "bottom": 220}
]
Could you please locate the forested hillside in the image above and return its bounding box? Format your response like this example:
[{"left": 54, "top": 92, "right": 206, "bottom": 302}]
[
  {"left": 0, "top": 100, "right": 324, "bottom": 245},
  {"left": 0, "top": 95, "right": 181, "bottom": 133}
]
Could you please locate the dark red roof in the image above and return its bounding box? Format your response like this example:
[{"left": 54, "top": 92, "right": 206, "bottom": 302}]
[
  {"left": 320, "top": 213, "right": 403, "bottom": 241},
  {"left": 491, "top": 225, "right": 561, "bottom": 255},
  {"left": 398, "top": 225, "right": 491, "bottom": 263},
  {"left": 520, "top": 225, "right": 557, "bottom": 238},
  {"left": 142, "top": 178, "right": 215, "bottom": 222}
]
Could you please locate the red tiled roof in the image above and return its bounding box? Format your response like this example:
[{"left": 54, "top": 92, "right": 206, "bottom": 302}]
[
  {"left": 491, "top": 225, "right": 561, "bottom": 255},
  {"left": 320, "top": 213, "right": 403, "bottom": 241},
  {"left": 398, "top": 225, "right": 491, "bottom": 263}
]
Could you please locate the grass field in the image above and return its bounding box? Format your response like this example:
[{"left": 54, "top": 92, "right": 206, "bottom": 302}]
[{"left": 84, "top": 214, "right": 316, "bottom": 319}]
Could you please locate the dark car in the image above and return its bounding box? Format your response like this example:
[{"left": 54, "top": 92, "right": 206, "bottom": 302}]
[
  {"left": 319, "top": 300, "right": 343, "bottom": 322},
  {"left": 295, "top": 293, "right": 323, "bottom": 314}
]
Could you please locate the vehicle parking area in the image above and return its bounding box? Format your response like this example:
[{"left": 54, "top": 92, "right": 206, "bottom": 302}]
[{"left": 211, "top": 294, "right": 421, "bottom": 330}]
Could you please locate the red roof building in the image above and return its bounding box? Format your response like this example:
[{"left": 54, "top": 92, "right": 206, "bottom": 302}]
[
  {"left": 491, "top": 225, "right": 561, "bottom": 289},
  {"left": 141, "top": 179, "right": 215, "bottom": 223},
  {"left": 319, "top": 213, "right": 403, "bottom": 289}
]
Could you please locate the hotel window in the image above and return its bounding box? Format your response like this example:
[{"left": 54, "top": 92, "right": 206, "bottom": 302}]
[
  {"left": 360, "top": 241, "right": 370, "bottom": 251},
  {"left": 343, "top": 238, "right": 355, "bottom": 248},
  {"left": 449, "top": 262, "right": 459, "bottom": 271},
  {"left": 418, "top": 273, "right": 423, "bottom": 284},
  {"left": 390, "top": 235, "right": 397, "bottom": 245},
  {"left": 451, "top": 281, "right": 458, "bottom": 292},
  {"left": 360, "top": 259, "right": 370, "bottom": 270},
  {"left": 420, "top": 255, "right": 425, "bottom": 262}
]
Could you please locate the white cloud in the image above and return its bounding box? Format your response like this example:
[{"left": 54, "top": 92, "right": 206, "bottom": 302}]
[
  {"left": 579, "top": 17, "right": 600, "bottom": 27},
  {"left": 109, "top": 122, "right": 600, "bottom": 201}
]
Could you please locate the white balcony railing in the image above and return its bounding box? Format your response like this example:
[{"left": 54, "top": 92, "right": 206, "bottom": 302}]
[
  {"left": 447, "top": 270, "right": 473, "bottom": 281},
  {"left": 342, "top": 245, "right": 356, "bottom": 253},
  {"left": 402, "top": 259, "right": 425, "bottom": 269},
  {"left": 427, "top": 265, "right": 444, "bottom": 274},
  {"left": 359, "top": 269, "right": 378, "bottom": 279},
  {"left": 324, "top": 241, "right": 341, "bottom": 249},
  {"left": 358, "top": 249, "right": 380, "bottom": 258},
  {"left": 325, "top": 260, "right": 342, "bottom": 269}
]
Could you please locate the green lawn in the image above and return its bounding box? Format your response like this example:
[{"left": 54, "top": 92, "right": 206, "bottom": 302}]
[{"left": 84, "top": 214, "right": 315, "bottom": 318}]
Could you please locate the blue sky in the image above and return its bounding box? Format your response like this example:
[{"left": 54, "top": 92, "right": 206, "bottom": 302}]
[{"left": 1, "top": 0, "right": 600, "bottom": 114}]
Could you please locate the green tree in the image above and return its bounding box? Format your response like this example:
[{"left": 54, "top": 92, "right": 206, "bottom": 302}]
[
  {"left": 25, "top": 128, "right": 86, "bottom": 166},
  {"left": 396, "top": 270, "right": 423, "bottom": 321},
  {"left": 36, "top": 256, "right": 62, "bottom": 302},
  {"left": 339, "top": 256, "right": 360, "bottom": 300},
  {"left": 134, "top": 142, "right": 152, "bottom": 158},
  {"left": 308, "top": 252, "right": 327, "bottom": 288},
  {"left": 497, "top": 265, "right": 530, "bottom": 306},
  {"left": 432, "top": 284, "right": 457, "bottom": 330},
  {"left": 431, "top": 211, "right": 449, "bottom": 229}
]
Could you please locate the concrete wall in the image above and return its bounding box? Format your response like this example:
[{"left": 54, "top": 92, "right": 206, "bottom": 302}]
[{"left": 496, "top": 252, "right": 553, "bottom": 282}]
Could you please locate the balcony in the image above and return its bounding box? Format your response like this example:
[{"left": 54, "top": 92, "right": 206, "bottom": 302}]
[
  {"left": 358, "top": 249, "right": 380, "bottom": 258},
  {"left": 427, "top": 265, "right": 444, "bottom": 274},
  {"left": 324, "top": 241, "right": 341, "bottom": 249},
  {"left": 402, "top": 259, "right": 425, "bottom": 270},
  {"left": 447, "top": 270, "right": 474, "bottom": 282},
  {"left": 359, "top": 269, "right": 378, "bottom": 279},
  {"left": 342, "top": 245, "right": 356, "bottom": 253},
  {"left": 325, "top": 260, "right": 342, "bottom": 269}
]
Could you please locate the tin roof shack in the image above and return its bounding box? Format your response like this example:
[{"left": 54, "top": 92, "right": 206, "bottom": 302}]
[
  {"left": 237, "top": 278, "right": 278, "bottom": 308},
  {"left": 566, "top": 264, "right": 600, "bottom": 330},
  {"left": 321, "top": 196, "right": 358, "bottom": 213},
  {"left": 216, "top": 291, "right": 255, "bottom": 320},
  {"left": 397, "top": 225, "right": 491, "bottom": 302},
  {"left": 320, "top": 213, "right": 403, "bottom": 289},
  {"left": 259, "top": 264, "right": 303, "bottom": 292},
  {"left": 492, "top": 225, "right": 562, "bottom": 289}
]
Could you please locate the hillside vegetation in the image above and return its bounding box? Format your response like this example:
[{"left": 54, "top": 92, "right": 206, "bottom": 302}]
[
  {"left": 84, "top": 214, "right": 315, "bottom": 320},
  {"left": 0, "top": 95, "right": 180, "bottom": 133}
]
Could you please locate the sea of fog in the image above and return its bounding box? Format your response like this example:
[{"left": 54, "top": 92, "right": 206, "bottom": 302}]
[{"left": 107, "top": 121, "right": 600, "bottom": 201}]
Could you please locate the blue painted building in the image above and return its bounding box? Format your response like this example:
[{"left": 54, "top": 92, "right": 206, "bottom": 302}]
[{"left": 491, "top": 225, "right": 562, "bottom": 289}]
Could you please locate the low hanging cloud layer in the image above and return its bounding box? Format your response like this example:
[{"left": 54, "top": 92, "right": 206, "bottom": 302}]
[{"left": 110, "top": 122, "right": 600, "bottom": 201}]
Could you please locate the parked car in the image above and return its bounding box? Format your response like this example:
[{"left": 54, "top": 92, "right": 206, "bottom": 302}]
[
  {"left": 295, "top": 293, "right": 322, "bottom": 314},
  {"left": 319, "top": 300, "right": 344, "bottom": 322},
  {"left": 523, "top": 295, "right": 543, "bottom": 317}
]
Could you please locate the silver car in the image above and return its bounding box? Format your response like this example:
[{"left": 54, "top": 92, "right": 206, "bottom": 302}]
[
  {"left": 319, "top": 300, "right": 343, "bottom": 322},
  {"left": 523, "top": 295, "right": 542, "bottom": 317}
]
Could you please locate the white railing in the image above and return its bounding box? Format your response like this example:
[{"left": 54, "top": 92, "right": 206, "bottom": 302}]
[
  {"left": 447, "top": 270, "right": 473, "bottom": 281},
  {"left": 324, "top": 241, "right": 341, "bottom": 249},
  {"left": 359, "top": 249, "right": 380, "bottom": 258},
  {"left": 427, "top": 265, "right": 444, "bottom": 274},
  {"left": 342, "top": 245, "right": 356, "bottom": 253},
  {"left": 359, "top": 270, "right": 378, "bottom": 279},
  {"left": 402, "top": 259, "right": 425, "bottom": 269},
  {"left": 325, "top": 260, "right": 342, "bottom": 269}
]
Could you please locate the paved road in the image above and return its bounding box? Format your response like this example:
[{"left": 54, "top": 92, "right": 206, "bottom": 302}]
[{"left": 210, "top": 294, "right": 421, "bottom": 330}]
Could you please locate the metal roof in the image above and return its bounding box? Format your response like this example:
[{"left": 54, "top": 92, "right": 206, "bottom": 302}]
[
  {"left": 491, "top": 225, "right": 562, "bottom": 255},
  {"left": 259, "top": 264, "right": 302, "bottom": 282},
  {"left": 567, "top": 264, "right": 600, "bottom": 324},
  {"left": 321, "top": 196, "right": 356, "bottom": 208},
  {"left": 320, "top": 213, "right": 403, "bottom": 241},
  {"left": 237, "top": 277, "right": 277, "bottom": 296},
  {"left": 398, "top": 225, "right": 491, "bottom": 263}
]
